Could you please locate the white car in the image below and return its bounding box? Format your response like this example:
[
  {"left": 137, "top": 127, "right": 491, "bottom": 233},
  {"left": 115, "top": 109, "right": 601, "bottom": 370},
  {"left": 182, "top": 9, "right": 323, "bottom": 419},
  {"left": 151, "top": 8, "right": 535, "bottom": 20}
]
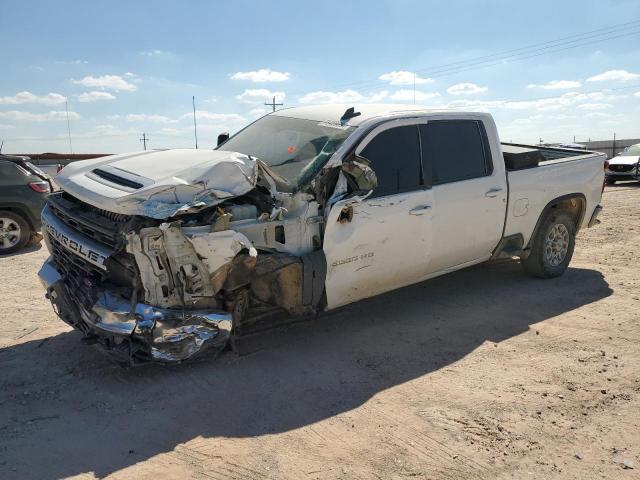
[
  {"left": 605, "top": 143, "right": 640, "bottom": 184},
  {"left": 38, "top": 104, "right": 605, "bottom": 364}
]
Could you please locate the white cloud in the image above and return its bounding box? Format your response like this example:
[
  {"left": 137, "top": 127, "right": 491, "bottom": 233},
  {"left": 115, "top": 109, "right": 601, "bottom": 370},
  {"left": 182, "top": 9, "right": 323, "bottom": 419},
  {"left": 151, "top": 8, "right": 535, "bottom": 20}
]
[
  {"left": 305, "top": 90, "right": 390, "bottom": 104},
  {"left": 0, "top": 91, "right": 66, "bottom": 106},
  {"left": 248, "top": 108, "right": 269, "bottom": 118},
  {"left": 106, "top": 114, "right": 121, "bottom": 121},
  {"left": 73, "top": 75, "right": 137, "bottom": 92},
  {"left": 77, "top": 91, "right": 116, "bottom": 103},
  {"left": 586, "top": 69, "right": 640, "bottom": 82},
  {"left": 527, "top": 80, "right": 581, "bottom": 90},
  {"left": 186, "top": 111, "right": 247, "bottom": 123},
  {"left": 55, "top": 59, "right": 88, "bottom": 65},
  {"left": 159, "top": 127, "right": 182, "bottom": 135},
  {"left": 126, "top": 114, "right": 173, "bottom": 123},
  {"left": 447, "top": 83, "right": 488, "bottom": 96},
  {"left": 236, "top": 89, "right": 285, "bottom": 104},
  {"left": 0, "top": 110, "right": 80, "bottom": 122},
  {"left": 389, "top": 90, "right": 441, "bottom": 102},
  {"left": 584, "top": 112, "right": 614, "bottom": 119},
  {"left": 299, "top": 89, "right": 364, "bottom": 104},
  {"left": 140, "top": 49, "right": 172, "bottom": 57},
  {"left": 379, "top": 71, "right": 433, "bottom": 86},
  {"left": 635, "top": 91, "right": 640, "bottom": 97},
  {"left": 0, "top": 124, "right": 16, "bottom": 129},
  {"left": 576, "top": 103, "right": 612, "bottom": 110},
  {"left": 231, "top": 69, "right": 290, "bottom": 82},
  {"left": 446, "top": 89, "right": 624, "bottom": 113}
]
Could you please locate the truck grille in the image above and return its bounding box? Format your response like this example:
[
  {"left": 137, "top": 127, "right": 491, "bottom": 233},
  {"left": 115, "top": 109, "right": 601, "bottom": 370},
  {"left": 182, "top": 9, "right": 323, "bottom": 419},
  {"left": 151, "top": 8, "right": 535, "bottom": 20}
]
[
  {"left": 48, "top": 232, "right": 105, "bottom": 307},
  {"left": 47, "top": 192, "right": 131, "bottom": 249},
  {"left": 44, "top": 192, "right": 140, "bottom": 307},
  {"left": 609, "top": 164, "right": 635, "bottom": 173}
]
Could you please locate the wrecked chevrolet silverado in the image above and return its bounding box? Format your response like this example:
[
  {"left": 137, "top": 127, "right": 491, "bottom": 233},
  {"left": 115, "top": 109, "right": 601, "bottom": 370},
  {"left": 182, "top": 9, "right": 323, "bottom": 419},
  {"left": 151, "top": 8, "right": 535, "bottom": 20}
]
[{"left": 38, "top": 105, "right": 606, "bottom": 364}]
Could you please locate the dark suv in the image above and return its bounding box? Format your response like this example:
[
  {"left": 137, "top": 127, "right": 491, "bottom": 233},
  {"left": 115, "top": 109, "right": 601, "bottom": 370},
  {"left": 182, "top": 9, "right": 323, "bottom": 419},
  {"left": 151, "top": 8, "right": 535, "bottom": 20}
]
[{"left": 0, "top": 155, "right": 53, "bottom": 254}]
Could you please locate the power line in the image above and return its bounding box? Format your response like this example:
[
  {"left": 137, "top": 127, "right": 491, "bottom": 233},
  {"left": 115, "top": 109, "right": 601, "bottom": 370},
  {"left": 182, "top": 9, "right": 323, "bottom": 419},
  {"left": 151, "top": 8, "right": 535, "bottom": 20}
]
[{"left": 285, "top": 19, "right": 640, "bottom": 97}]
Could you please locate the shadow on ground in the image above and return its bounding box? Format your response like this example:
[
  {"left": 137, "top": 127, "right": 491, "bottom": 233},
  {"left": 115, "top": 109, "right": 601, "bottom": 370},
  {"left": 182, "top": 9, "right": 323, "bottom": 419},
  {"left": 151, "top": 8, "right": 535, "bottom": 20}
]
[
  {"left": 0, "top": 242, "right": 42, "bottom": 258},
  {"left": 0, "top": 261, "right": 612, "bottom": 479}
]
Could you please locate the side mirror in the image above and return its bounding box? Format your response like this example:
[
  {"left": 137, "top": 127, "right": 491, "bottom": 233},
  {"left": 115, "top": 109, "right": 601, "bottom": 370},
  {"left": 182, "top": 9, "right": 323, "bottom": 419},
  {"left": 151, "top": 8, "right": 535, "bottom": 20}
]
[
  {"left": 217, "top": 132, "right": 230, "bottom": 147},
  {"left": 342, "top": 154, "right": 377, "bottom": 192}
]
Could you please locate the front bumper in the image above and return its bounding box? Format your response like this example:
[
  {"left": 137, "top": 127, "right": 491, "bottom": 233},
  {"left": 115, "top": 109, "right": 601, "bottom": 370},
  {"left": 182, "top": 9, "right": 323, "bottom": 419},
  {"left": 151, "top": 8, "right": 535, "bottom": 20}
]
[
  {"left": 605, "top": 171, "right": 640, "bottom": 181},
  {"left": 38, "top": 258, "right": 232, "bottom": 364}
]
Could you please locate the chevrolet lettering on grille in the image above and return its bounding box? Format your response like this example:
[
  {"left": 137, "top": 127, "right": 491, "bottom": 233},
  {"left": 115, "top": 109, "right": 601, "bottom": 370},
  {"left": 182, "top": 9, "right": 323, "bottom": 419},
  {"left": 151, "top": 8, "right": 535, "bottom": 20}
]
[{"left": 41, "top": 205, "right": 111, "bottom": 270}]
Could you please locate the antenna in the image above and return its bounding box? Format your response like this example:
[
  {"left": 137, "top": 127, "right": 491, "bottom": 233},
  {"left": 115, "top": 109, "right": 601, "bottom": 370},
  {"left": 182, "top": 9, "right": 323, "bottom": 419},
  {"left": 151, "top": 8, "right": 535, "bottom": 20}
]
[
  {"left": 264, "top": 95, "right": 283, "bottom": 112},
  {"left": 140, "top": 133, "right": 149, "bottom": 150},
  {"left": 65, "top": 100, "right": 73, "bottom": 154},
  {"left": 192, "top": 95, "right": 199, "bottom": 149}
]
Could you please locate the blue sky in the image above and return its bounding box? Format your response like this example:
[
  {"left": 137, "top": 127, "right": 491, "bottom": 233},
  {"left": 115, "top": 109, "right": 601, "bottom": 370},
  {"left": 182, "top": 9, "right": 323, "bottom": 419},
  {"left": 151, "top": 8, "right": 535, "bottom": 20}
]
[{"left": 1, "top": 0, "right": 639, "bottom": 153}]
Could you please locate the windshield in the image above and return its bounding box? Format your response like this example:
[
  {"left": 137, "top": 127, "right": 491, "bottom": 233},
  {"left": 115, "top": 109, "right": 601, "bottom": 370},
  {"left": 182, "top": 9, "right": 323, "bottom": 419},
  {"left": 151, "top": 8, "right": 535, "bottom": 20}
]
[
  {"left": 621, "top": 145, "right": 640, "bottom": 156},
  {"left": 218, "top": 115, "right": 356, "bottom": 190}
]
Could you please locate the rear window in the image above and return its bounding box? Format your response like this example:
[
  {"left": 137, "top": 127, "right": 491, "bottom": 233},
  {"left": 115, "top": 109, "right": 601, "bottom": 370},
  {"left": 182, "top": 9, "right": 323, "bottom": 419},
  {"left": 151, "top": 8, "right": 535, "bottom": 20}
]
[{"left": 420, "top": 120, "right": 492, "bottom": 185}]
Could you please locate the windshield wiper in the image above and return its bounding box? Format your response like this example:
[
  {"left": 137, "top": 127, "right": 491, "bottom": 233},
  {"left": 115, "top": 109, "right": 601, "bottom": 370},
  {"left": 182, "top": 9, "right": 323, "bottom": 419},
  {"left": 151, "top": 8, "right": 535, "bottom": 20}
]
[{"left": 268, "top": 157, "right": 300, "bottom": 168}]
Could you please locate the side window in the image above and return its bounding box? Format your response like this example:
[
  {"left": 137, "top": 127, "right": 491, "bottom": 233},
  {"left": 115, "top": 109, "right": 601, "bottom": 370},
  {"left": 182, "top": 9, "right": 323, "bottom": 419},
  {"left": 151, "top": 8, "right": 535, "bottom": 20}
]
[
  {"left": 360, "top": 125, "right": 422, "bottom": 197},
  {"left": 0, "top": 162, "right": 27, "bottom": 185},
  {"left": 420, "top": 120, "right": 492, "bottom": 185}
]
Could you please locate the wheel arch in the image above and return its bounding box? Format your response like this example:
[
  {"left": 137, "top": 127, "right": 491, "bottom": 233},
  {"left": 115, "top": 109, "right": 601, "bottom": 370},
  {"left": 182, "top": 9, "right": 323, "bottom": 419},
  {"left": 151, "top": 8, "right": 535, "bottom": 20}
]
[
  {"left": 525, "top": 193, "right": 586, "bottom": 251},
  {"left": 0, "top": 204, "right": 36, "bottom": 230}
]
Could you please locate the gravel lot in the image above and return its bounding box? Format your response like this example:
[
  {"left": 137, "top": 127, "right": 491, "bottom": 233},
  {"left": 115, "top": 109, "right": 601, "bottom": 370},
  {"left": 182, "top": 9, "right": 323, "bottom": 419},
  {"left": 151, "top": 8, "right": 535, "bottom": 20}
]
[{"left": 0, "top": 184, "right": 639, "bottom": 480}]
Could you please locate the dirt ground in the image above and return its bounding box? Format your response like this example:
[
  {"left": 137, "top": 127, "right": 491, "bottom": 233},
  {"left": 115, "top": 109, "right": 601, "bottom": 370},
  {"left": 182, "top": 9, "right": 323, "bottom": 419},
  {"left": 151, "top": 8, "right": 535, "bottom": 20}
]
[{"left": 0, "top": 185, "right": 639, "bottom": 480}]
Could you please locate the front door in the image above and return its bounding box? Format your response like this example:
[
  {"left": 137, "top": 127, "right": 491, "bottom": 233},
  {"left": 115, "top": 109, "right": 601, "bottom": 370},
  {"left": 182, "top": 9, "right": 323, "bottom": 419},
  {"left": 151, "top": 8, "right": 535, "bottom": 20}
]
[{"left": 323, "top": 121, "right": 433, "bottom": 309}]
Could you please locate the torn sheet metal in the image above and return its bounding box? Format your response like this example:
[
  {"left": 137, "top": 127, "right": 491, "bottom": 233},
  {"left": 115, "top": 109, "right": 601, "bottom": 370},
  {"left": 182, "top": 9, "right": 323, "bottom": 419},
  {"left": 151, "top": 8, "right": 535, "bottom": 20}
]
[
  {"left": 127, "top": 224, "right": 259, "bottom": 308},
  {"left": 189, "top": 230, "right": 258, "bottom": 275}
]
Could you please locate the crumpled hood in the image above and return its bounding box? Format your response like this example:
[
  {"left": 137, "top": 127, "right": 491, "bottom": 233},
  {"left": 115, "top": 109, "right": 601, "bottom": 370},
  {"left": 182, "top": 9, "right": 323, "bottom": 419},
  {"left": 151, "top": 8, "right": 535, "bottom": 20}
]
[
  {"left": 55, "top": 149, "right": 258, "bottom": 218},
  {"left": 609, "top": 155, "right": 640, "bottom": 166}
]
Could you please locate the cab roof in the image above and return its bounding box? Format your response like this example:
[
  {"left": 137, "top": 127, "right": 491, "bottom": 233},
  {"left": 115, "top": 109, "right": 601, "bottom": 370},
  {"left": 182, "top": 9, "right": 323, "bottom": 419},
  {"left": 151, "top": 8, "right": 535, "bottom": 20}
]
[{"left": 271, "top": 104, "right": 448, "bottom": 126}]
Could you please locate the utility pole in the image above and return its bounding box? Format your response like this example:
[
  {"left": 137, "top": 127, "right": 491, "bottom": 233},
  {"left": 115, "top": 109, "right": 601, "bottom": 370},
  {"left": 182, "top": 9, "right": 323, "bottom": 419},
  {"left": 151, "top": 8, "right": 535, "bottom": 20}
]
[
  {"left": 264, "top": 96, "right": 283, "bottom": 112},
  {"left": 413, "top": 72, "right": 416, "bottom": 105},
  {"left": 140, "top": 133, "right": 149, "bottom": 150},
  {"left": 192, "top": 95, "right": 199, "bottom": 149},
  {"left": 612, "top": 132, "right": 616, "bottom": 157},
  {"left": 65, "top": 100, "right": 73, "bottom": 154}
]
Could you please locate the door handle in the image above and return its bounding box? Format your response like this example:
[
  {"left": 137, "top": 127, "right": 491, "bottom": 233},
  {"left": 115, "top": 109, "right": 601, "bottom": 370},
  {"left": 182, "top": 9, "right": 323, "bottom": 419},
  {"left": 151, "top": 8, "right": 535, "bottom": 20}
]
[
  {"left": 485, "top": 188, "right": 503, "bottom": 198},
  {"left": 409, "top": 205, "right": 432, "bottom": 215}
]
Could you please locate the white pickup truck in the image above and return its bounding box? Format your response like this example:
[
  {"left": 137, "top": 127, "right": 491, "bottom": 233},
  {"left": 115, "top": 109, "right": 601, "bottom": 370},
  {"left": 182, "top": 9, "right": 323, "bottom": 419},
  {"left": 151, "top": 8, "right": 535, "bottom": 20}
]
[{"left": 38, "top": 104, "right": 605, "bottom": 364}]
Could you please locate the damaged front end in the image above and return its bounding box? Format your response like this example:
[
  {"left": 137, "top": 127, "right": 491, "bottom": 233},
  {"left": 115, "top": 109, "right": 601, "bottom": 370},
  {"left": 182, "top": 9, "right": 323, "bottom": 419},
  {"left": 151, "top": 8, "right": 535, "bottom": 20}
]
[
  {"left": 38, "top": 165, "right": 327, "bottom": 364},
  {"left": 39, "top": 259, "right": 232, "bottom": 363},
  {"left": 38, "top": 117, "right": 376, "bottom": 364}
]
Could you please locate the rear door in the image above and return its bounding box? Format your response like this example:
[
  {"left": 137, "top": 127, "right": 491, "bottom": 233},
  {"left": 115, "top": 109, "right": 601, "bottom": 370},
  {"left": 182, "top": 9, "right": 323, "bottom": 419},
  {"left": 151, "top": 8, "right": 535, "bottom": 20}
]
[
  {"left": 323, "top": 120, "right": 434, "bottom": 309},
  {"left": 419, "top": 119, "right": 506, "bottom": 273}
]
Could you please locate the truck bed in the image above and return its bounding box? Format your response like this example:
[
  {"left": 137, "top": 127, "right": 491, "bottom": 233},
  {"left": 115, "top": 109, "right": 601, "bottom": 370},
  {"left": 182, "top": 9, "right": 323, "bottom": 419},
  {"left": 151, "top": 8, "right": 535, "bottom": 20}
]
[
  {"left": 501, "top": 142, "right": 600, "bottom": 171},
  {"left": 502, "top": 143, "right": 605, "bottom": 246}
]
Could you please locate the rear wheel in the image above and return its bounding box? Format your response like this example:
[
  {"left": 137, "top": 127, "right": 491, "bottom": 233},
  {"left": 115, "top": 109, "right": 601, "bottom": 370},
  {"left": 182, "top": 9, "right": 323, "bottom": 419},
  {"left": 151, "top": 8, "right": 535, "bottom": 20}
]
[
  {"left": 0, "top": 211, "right": 31, "bottom": 254},
  {"left": 521, "top": 211, "right": 575, "bottom": 278}
]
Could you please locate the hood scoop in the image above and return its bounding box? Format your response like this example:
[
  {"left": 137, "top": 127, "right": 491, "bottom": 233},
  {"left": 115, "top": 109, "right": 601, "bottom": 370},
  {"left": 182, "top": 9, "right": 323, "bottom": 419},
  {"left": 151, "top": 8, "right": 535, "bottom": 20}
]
[{"left": 86, "top": 165, "right": 152, "bottom": 192}]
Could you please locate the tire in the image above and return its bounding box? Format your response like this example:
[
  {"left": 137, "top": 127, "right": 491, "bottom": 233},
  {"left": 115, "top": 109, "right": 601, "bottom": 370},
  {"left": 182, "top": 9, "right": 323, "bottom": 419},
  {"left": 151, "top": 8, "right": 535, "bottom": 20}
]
[
  {"left": 606, "top": 178, "right": 616, "bottom": 185},
  {"left": 521, "top": 211, "right": 575, "bottom": 278},
  {"left": 0, "top": 210, "right": 32, "bottom": 254}
]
